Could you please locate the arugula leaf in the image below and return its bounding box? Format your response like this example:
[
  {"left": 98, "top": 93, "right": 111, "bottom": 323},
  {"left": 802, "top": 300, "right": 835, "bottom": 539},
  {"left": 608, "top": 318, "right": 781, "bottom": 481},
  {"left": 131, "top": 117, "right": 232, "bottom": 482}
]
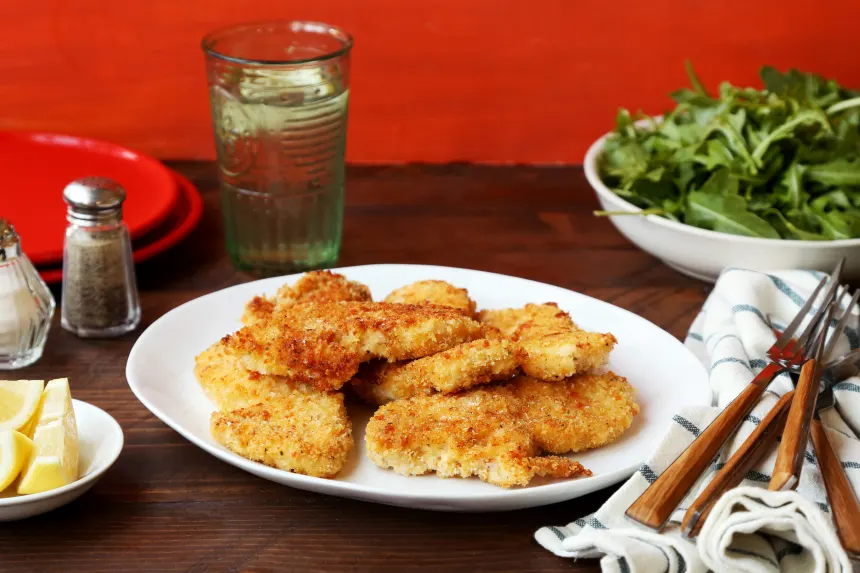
[
  {"left": 805, "top": 158, "right": 860, "bottom": 186},
  {"left": 686, "top": 192, "right": 781, "bottom": 238}
]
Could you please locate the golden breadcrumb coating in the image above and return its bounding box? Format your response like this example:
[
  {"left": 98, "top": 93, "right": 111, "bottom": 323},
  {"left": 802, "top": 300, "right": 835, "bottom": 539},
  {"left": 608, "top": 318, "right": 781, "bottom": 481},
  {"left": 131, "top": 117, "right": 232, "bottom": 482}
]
[
  {"left": 478, "top": 302, "right": 615, "bottom": 380},
  {"left": 211, "top": 393, "right": 352, "bottom": 479},
  {"left": 195, "top": 340, "right": 318, "bottom": 411},
  {"left": 242, "top": 270, "right": 372, "bottom": 325},
  {"left": 384, "top": 280, "right": 477, "bottom": 317},
  {"left": 365, "top": 389, "right": 591, "bottom": 488},
  {"left": 518, "top": 330, "right": 617, "bottom": 380},
  {"left": 226, "top": 302, "right": 484, "bottom": 390},
  {"left": 351, "top": 338, "right": 522, "bottom": 405},
  {"left": 506, "top": 373, "right": 639, "bottom": 454},
  {"left": 477, "top": 303, "right": 577, "bottom": 338}
]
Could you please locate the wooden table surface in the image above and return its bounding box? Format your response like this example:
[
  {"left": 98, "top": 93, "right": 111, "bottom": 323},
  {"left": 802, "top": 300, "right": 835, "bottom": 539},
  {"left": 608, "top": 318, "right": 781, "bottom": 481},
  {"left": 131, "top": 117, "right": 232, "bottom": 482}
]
[{"left": 1, "top": 162, "right": 709, "bottom": 573}]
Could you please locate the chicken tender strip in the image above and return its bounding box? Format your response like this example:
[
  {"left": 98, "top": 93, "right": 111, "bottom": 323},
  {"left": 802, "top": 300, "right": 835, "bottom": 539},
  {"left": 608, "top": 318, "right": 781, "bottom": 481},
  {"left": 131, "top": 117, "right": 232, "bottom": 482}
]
[
  {"left": 242, "top": 270, "right": 372, "bottom": 325},
  {"left": 479, "top": 302, "right": 616, "bottom": 380},
  {"left": 351, "top": 338, "right": 521, "bottom": 405},
  {"left": 518, "top": 330, "right": 617, "bottom": 380},
  {"left": 506, "top": 373, "right": 639, "bottom": 454},
  {"left": 365, "top": 389, "right": 591, "bottom": 488},
  {"left": 211, "top": 392, "right": 352, "bottom": 479},
  {"left": 477, "top": 303, "right": 577, "bottom": 338},
  {"left": 384, "top": 280, "right": 476, "bottom": 317},
  {"left": 195, "top": 339, "right": 319, "bottom": 411},
  {"left": 227, "top": 302, "right": 484, "bottom": 390}
]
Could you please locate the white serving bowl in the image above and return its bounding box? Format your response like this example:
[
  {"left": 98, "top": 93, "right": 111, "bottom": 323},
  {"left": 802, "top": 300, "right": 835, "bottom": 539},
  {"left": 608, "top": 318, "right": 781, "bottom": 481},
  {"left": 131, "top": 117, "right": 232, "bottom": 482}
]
[
  {"left": 584, "top": 129, "right": 860, "bottom": 282},
  {"left": 0, "top": 400, "right": 123, "bottom": 521}
]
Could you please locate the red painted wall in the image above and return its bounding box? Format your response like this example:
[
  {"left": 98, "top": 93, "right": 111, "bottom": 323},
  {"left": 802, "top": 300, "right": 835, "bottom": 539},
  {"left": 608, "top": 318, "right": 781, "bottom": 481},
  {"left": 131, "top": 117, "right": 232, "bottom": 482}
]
[{"left": 1, "top": 0, "right": 858, "bottom": 163}]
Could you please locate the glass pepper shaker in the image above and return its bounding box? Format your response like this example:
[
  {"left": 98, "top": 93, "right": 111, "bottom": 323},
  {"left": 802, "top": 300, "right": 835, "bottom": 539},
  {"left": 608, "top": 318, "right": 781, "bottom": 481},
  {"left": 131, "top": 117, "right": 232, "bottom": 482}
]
[
  {"left": 0, "top": 219, "right": 55, "bottom": 369},
  {"left": 61, "top": 177, "right": 141, "bottom": 338}
]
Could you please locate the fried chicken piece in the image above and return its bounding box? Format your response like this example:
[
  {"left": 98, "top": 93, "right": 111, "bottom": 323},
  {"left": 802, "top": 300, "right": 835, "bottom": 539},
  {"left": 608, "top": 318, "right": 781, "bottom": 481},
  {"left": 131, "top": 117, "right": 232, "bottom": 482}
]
[
  {"left": 197, "top": 338, "right": 354, "bottom": 479},
  {"left": 477, "top": 303, "right": 577, "bottom": 338},
  {"left": 242, "top": 270, "right": 372, "bottom": 325},
  {"left": 384, "top": 280, "right": 476, "bottom": 317},
  {"left": 478, "top": 302, "right": 616, "bottom": 380},
  {"left": 365, "top": 389, "right": 590, "bottom": 488},
  {"left": 351, "top": 338, "right": 521, "bottom": 405},
  {"left": 227, "top": 302, "right": 484, "bottom": 390},
  {"left": 518, "top": 330, "right": 617, "bottom": 380},
  {"left": 211, "top": 392, "right": 352, "bottom": 479},
  {"left": 195, "top": 339, "right": 317, "bottom": 411},
  {"left": 506, "top": 373, "right": 639, "bottom": 454}
]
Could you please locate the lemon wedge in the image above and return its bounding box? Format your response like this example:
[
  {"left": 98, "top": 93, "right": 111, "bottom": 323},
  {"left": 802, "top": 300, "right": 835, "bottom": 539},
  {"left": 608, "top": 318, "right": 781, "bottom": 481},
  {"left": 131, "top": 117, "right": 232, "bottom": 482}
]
[
  {"left": 0, "top": 430, "right": 33, "bottom": 492},
  {"left": 0, "top": 380, "right": 45, "bottom": 432},
  {"left": 17, "top": 379, "right": 78, "bottom": 495}
]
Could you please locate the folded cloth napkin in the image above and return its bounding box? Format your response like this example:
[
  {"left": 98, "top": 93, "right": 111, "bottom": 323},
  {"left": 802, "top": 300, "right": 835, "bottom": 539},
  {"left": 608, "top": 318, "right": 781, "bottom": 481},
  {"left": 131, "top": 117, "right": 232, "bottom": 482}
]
[{"left": 535, "top": 269, "right": 860, "bottom": 573}]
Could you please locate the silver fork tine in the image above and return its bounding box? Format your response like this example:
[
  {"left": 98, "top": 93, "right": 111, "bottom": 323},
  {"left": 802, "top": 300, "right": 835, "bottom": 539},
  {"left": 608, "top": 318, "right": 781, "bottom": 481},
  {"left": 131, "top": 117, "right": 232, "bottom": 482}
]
[
  {"left": 780, "top": 261, "right": 845, "bottom": 352},
  {"left": 773, "top": 263, "right": 841, "bottom": 351},
  {"left": 824, "top": 289, "right": 860, "bottom": 363}
]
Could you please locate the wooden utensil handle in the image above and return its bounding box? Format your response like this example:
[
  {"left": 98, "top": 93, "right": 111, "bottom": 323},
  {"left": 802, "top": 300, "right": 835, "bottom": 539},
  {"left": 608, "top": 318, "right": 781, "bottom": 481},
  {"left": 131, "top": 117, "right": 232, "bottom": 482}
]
[
  {"left": 682, "top": 391, "right": 794, "bottom": 538},
  {"left": 625, "top": 363, "right": 780, "bottom": 531},
  {"left": 770, "top": 359, "right": 818, "bottom": 491},
  {"left": 810, "top": 419, "right": 860, "bottom": 558}
]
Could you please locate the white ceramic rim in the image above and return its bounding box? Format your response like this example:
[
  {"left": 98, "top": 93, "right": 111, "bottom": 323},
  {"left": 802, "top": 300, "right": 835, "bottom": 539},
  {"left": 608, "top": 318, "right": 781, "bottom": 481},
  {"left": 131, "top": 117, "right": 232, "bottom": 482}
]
[
  {"left": 0, "top": 399, "right": 124, "bottom": 506},
  {"left": 583, "top": 118, "right": 860, "bottom": 249},
  {"left": 126, "top": 264, "right": 712, "bottom": 506}
]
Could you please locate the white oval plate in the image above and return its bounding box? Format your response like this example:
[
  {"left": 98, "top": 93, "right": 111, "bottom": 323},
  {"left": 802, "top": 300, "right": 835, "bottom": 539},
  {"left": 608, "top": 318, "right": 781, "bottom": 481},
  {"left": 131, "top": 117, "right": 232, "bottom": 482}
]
[
  {"left": 0, "top": 400, "right": 124, "bottom": 521},
  {"left": 126, "top": 264, "right": 709, "bottom": 512}
]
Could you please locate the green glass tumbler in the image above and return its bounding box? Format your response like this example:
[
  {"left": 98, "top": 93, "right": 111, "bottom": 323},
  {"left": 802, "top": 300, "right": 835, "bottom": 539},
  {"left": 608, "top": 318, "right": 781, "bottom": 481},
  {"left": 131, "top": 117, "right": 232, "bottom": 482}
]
[{"left": 202, "top": 21, "right": 352, "bottom": 275}]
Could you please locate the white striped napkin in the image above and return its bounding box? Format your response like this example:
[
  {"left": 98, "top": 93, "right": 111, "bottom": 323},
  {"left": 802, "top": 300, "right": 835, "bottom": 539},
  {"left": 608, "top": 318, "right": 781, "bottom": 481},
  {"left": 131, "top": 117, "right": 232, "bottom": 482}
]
[{"left": 536, "top": 269, "right": 860, "bottom": 573}]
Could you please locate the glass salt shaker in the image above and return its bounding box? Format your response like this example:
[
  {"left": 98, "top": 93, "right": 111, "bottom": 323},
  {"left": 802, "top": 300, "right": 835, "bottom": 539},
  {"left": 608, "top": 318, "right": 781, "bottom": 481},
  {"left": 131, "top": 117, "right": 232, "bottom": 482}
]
[
  {"left": 0, "top": 219, "right": 55, "bottom": 369},
  {"left": 61, "top": 177, "right": 141, "bottom": 338}
]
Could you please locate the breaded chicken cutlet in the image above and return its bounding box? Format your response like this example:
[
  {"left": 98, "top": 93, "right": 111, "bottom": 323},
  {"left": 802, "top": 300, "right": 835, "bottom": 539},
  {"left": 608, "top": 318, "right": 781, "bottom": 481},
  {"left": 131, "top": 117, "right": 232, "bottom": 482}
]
[
  {"left": 507, "top": 373, "right": 639, "bottom": 454},
  {"left": 478, "top": 303, "right": 616, "bottom": 381},
  {"left": 384, "top": 280, "right": 477, "bottom": 317},
  {"left": 226, "top": 302, "right": 484, "bottom": 390},
  {"left": 478, "top": 303, "right": 577, "bottom": 338},
  {"left": 195, "top": 340, "right": 319, "bottom": 410},
  {"left": 196, "top": 339, "right": 354, "bottom": 479},
  {"left": 351, "top": 338, "right": 522, "bottom": 405},
  {"left": 365, "top": 388, "right": 591, "bottom": 488},
  {"left": 242, "top": 270, "right": 372, "bottom": 325},
  {"left": 211, "top": 394, "right": 352, "bottom": 479}
]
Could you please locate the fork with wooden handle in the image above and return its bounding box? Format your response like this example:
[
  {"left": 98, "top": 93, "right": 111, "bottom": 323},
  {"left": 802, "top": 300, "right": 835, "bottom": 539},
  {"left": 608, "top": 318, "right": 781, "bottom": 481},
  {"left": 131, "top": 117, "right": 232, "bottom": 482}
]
[
  {"left": 681, "top": 391, "right": 794, "bottom": 538},
  {"left": 624, "top": 264, "right": 843, "bottom": 531},
  {"left": 769, "top": 302, "right": 834, "bottom": 492},
  {"left": 810, "top": 382, "right": 860, "bottom": 557}
]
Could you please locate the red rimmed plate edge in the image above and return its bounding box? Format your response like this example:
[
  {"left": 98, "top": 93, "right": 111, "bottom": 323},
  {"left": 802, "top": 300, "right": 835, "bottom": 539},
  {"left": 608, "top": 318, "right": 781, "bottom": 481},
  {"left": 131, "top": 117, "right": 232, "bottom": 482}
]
[{"left": 37, "top": 170, "right": 203, "bottom": 284}]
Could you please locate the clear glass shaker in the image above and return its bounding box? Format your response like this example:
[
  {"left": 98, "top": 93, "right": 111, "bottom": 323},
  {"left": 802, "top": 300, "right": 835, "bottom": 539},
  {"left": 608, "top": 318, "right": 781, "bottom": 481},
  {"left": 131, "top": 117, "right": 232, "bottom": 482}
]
[
  {"left": 61, "top": 177, "right": 141, "bottom": 338},
  {"left": 0, "top": 219, "right": 55, "bottom": 369}
]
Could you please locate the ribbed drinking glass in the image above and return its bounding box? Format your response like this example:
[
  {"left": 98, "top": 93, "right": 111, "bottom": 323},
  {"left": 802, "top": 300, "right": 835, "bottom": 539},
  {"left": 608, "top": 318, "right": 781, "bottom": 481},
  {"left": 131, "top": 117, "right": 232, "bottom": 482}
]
[{"left": 202, "top": 21, "right": 352, "bottom": 275}]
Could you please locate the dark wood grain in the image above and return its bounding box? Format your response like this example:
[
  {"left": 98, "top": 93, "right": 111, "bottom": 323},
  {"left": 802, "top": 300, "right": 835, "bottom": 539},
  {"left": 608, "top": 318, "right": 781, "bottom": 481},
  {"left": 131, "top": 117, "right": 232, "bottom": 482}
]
[{"left": 0, "top": 163, "right": 708, "bottom": 573}]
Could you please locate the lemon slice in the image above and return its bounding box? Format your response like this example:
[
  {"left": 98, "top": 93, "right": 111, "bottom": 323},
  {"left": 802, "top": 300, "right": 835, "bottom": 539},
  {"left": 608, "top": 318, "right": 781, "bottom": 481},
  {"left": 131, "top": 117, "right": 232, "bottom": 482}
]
[
  {"left": 17, "top": 379, "right": 78, "bottom": 495},
  {"left": 0, "top": 430, "right": 33, "bottom": 492},
  {"left": 0, "top": 380, "right": 45, "bottom": 432}
]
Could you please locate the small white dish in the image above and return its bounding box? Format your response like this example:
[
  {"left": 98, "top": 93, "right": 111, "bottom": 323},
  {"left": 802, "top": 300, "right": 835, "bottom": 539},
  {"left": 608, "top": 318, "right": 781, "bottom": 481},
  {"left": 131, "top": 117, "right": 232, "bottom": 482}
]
[
  {"left": 584, "top": 124, "right": 860, "bottom": 283},
  {"left": 126, "top": 264, "right": 710, "bottom": 512},
  {"left": 0, "top": 399, "right": 123, "bottom": 521}
]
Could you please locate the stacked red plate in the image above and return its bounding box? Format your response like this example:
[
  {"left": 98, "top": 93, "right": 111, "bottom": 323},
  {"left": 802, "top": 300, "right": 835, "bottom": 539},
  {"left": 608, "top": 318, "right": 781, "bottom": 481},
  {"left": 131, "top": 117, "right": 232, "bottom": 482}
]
[{"left": 0, "top": 132, "right": 203, "bottom": 283}]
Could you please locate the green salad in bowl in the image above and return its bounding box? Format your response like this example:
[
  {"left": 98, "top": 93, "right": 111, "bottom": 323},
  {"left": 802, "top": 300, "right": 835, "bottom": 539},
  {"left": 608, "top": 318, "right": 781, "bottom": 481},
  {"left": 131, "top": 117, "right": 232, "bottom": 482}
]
[{"left": 598, "top": 63, "right": 860, "bottom": 240}]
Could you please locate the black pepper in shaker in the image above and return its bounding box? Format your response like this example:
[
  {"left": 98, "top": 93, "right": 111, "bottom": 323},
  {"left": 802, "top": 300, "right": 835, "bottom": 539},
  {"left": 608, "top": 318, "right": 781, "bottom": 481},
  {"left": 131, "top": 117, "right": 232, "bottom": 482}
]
[{"left": 61, "top": 177, "right": 142, "bottom": 338}]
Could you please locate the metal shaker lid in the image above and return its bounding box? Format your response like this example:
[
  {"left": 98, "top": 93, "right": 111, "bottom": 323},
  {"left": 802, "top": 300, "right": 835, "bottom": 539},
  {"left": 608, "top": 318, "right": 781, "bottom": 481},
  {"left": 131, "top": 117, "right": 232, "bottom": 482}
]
[
  {"left": 0, "top": 218, "right": 20, "bottom": 261},
  {"left": 63, "top": 177, "right": 126, "bottom": 221}
]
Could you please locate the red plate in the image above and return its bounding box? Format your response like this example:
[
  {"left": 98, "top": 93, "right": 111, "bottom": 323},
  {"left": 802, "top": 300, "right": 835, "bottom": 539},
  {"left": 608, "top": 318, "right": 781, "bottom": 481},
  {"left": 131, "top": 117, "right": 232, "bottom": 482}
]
[
  {"left": 38, "top": 170, "right": 203, "bottom": 284},
  {"left": 0, "top": 132, "right": 179, "bottom": 266}
]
